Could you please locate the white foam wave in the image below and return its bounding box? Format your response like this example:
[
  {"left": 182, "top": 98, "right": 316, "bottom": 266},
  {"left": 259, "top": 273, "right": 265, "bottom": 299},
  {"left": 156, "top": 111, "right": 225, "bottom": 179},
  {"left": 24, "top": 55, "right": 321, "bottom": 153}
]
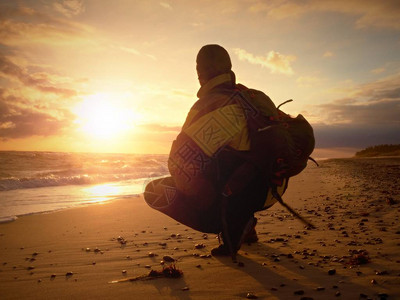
[
  {"left": 0, "top": 215, "right": 18, "bottom": 223},
  {"left": 0, "top": 171, "right": 167, "bottom": 191}
]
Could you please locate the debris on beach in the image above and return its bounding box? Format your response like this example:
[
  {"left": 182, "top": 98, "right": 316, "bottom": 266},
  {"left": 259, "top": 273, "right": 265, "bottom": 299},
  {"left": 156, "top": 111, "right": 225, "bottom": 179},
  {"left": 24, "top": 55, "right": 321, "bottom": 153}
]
[
  {"left": 194, "top": 243, "right": 206, "bottom": 249},
  {"left": 109, "top": 264, "right": 183, "bottom": 283},
  {"left": 246, "top": 292, "right": 258, "bottom": 299},
  {"left": 386, "top": 196, "right": 396, "bottom": 205},
  {"left": 162, "top": 255, "right": 175, "bottom": 262},
  {"left": 348, "top": 250, "right": 370, "bottom": 265},
  {"left": 117, "top": 236, "right": 127, "bottom": 245},
  {"left": 294, "top": 290, "right": 305, "bottom": 295},
  {"left": 149, "top": 265, "right": 183, "bottom": 278}
]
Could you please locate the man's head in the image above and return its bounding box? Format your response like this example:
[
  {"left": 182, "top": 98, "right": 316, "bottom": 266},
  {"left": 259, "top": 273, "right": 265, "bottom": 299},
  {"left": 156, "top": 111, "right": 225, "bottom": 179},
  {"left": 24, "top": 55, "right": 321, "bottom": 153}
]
[{"left": 196, "top": 44, "right": 232, "bottom": 85}]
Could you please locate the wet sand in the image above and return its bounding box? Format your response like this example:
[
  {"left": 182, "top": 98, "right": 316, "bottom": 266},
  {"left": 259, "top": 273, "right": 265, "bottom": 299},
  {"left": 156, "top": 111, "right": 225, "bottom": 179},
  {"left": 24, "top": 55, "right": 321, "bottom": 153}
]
[{"left": 0, "top": 157, "right": 399, "bottom": 299}]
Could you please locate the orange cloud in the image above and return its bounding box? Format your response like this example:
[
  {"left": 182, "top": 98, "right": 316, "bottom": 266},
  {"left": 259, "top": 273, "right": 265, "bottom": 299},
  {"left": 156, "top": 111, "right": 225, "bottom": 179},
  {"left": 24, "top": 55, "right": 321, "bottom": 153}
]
[
  {"left": 53, "top": 0, "right": 85, "bottom": 18},
  {"left": 296, "top": 76, "right": 324, "bottom": 88},
  {"left": 312, "top": 74, "right": 400, "bottom": 148},
  {"left": 160, "top": 2, "right": 172, "bottom": 10},
  {"left": 0, "top": 90, "right": 75, "bottom": 139},
  {"left": 371, "top": 67, "right": 385, "bottom": 74},
  {"left": 0, "top": 55, "right": 77, "bottom": 97},
  {"left": 137, "top": 123, "right": 181, "bottom": 133},
  {"left": 249, "top": 0, "right": 400, "bottom": 30},
  {"left": 317, "top": 73, "right": 400, "bottom": 126},
  {"left": 0, "top": 3, "right": 93, "bottom": 46},
  {"left": 233, "top": 48, "right": 296, "bottom": 75},
  {"left": 323, "top": 51, "right": 334, "bottom": 58}
]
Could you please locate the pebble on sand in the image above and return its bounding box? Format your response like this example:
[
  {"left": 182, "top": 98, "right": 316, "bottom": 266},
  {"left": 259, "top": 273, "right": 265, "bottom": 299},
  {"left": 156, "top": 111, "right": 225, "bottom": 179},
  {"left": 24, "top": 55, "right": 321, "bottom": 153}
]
[
  {"left": 246, "top": 292, "right": 258, "bottom": 299},
  {"left": 294, "top": 290, "right": 304, "bottom": 295},
  {"left": 194, "top": 243, "right": 206, "bottom": 249},
  {"left": 163, "top": 255, "right": 175, "bottom": 262}
]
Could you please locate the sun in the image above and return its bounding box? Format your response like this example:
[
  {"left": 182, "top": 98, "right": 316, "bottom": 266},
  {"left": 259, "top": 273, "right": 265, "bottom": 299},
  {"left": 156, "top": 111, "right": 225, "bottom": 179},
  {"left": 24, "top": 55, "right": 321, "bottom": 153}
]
[{"left": 73, "top": 93, "right": 136, "bottom": 139}]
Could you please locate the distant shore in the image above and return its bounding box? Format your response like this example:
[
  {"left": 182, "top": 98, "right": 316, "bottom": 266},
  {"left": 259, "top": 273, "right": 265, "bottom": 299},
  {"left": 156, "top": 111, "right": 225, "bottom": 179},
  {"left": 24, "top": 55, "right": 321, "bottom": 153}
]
[
  {"left": 355, "top": 144, "right": 400, "bottom": 158},
  {"left": 0, "top": 157, "right": 399, "bottom": 299}
]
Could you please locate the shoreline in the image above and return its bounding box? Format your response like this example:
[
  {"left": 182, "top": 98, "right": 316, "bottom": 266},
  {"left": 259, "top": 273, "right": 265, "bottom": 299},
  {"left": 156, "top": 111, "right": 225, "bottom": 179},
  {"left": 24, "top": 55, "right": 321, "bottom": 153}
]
[
  {"left": 2, "top": 156, "right": 399, "bottom": 222},
  {"left": 0, "top": 193, "right": 142, "bottom": 225},
  {"left": 1, "top": 157, "right": 399, "bottom": 299}
]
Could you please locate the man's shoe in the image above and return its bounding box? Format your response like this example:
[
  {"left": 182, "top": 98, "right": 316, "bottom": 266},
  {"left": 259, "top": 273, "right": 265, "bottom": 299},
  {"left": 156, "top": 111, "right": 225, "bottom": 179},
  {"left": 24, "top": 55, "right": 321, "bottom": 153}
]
[
  {"left": 211, "top": 244, "right": 231, "bottom": 256},
  {"left": 240, "top": 217, "right": 258, "bottom": 244},
  {"left": 242, "top": 227, "right": 259, "bottom": 244}
]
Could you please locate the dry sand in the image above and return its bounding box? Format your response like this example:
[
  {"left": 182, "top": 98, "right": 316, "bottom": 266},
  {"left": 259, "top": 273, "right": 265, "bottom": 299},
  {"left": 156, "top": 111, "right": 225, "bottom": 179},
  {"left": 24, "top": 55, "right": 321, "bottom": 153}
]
[{"left": 0, "top": 157, "right": 399, "bottom": 299}]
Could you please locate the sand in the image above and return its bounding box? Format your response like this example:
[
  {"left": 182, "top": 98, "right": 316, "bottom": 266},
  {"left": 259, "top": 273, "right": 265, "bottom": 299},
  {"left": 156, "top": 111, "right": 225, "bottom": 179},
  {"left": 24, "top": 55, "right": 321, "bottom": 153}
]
[{"left": 0, "top": 157, "right": 399, "bottom": 299}]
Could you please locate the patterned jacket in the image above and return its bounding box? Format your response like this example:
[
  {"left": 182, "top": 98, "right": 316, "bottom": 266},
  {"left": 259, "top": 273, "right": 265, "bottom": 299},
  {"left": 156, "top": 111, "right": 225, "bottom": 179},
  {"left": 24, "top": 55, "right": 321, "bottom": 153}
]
[{"left": 168, "top": 72, "right": 284, "bottom": 211}]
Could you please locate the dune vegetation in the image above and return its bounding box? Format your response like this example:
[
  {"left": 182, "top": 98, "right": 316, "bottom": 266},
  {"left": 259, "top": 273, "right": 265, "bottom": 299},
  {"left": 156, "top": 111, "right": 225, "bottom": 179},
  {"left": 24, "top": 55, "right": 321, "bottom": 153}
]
[{"left": 355, "top": 144, "right": 400, "bottom": 157}]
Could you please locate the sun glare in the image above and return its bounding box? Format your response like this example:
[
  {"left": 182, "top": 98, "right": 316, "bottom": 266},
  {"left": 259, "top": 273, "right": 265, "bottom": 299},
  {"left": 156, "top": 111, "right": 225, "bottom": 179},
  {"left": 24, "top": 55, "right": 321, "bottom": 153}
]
[
  {"left": 84, "top": 184, "right": 121, "bottom": 203},
  {"left": 74, "top": 93, "right": 137, "bottom": 139}
]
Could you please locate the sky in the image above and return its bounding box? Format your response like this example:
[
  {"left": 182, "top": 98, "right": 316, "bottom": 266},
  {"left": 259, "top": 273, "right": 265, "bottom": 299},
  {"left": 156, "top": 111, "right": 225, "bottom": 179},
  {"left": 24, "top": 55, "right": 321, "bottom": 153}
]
[{"left": 0, "top": 0, "right": 399, "bottom": 157}]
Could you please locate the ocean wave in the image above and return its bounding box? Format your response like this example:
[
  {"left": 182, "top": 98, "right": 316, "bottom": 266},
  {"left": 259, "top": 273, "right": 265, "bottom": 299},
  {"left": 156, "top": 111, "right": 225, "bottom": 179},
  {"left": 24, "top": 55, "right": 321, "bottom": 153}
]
[
  {"left": 0, "top": 215, "right": 18, "bottom": 224},
  {"left": 0, "top": 172, "right": 167, "bottom": 191},
  {"left": 0, "top": 151, "right": 169, "bottom": 191}
]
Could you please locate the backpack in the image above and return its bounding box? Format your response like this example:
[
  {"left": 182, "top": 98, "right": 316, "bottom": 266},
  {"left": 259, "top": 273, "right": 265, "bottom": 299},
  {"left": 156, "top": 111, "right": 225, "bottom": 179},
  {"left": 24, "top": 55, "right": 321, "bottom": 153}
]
[
  {"left": 221, "top": 84, "right": 316, "bottom": 215},
  {"left": 236, "top": 84, "right": 315, "bottom": 183},
  {"left": 220, "top": 84, "right": 317, "bottom": 260}
]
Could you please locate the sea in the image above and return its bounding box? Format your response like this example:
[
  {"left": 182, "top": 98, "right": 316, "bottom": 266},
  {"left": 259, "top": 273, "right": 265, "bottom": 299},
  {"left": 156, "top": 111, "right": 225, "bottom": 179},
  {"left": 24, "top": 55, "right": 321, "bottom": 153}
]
[{"left": 0, "top": 151, "right": 169, "bottom": 223}]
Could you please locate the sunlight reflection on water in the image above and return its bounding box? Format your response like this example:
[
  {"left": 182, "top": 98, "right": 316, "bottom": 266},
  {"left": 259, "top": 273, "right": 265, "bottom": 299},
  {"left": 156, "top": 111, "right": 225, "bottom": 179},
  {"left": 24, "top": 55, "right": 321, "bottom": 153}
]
[
  {"left": 81, "top": 181, "right": 143, "bottom": 204},
  {"left": 82, "top": 184, "right": 122, "bottom": 203},
  {"left": 0, "top": 177, "right": 165, "bottom": 220}
]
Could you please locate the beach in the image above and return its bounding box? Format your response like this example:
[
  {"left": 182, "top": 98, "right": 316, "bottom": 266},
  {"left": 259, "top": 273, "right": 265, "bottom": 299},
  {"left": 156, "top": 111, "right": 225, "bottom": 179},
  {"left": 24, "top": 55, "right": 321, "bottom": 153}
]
[{"left": 1, "top": 157, "right": 399, "bottom": 299}]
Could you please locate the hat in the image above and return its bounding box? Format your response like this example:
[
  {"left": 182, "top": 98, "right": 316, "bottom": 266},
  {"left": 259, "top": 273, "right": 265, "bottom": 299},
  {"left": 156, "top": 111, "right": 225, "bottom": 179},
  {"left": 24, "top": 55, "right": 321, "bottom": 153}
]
[{"left": 196, "top": 44, "right": 232, "bottom": 81}]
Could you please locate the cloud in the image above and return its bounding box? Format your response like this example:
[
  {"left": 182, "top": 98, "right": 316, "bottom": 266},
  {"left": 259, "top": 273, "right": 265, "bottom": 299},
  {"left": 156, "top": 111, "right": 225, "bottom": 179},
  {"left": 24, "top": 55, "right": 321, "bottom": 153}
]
[
  {"left": 233, "top": 48, "right": 296, "bottom": 75},
  {"left": 323, "top": 51, "right": 334, "bottom": 58},
  {"left": 0, "top": 3, "right": 93, "bottom": 46},
  {"left": 371, "top": 67, "right": 385, "bottom": 74},
  {"left": 319, "top": 98, "right": 399, "bottom": 125},
  {"left": 114, "top": 45, "right": 156, "bottom": 60},
  {"left": 133, "top": 123, "right": 181, "bottom": 145},
  {"left": 313, "top": 124, "right": 399, "bottom": 148},
  {"left": 118, "top": 46, "right": 141, "bottom": 56},
  {"left": 0, "top": 91, "right": 75, "bottom": 139},
  {"left": 160, "top": 2, "right": 172, "bottom": 10},
  {"left": 318, "top": 73, "right": 400, "bottom": 126},
  {"left": 172, "top": 89, "right": 192, "bottom": 97},
  {"left": 249, "top": 0, "right": 400, "bottom": 30},
  {"left": 138, "top": 123, "right": 181, "bottom": 133},
  {"left": 354, "top": 73, "right": 400, "bottom": 100},
  {"left": 0, "top": 55, "right": 77, "bottom": 97},
  {"left": 53, "top": 0, "right": 85, "bottom": 18},
  {"left": 313, "top": 73, "right": 400, "bottom": 148},
  {"left": 296, "top": 76, "right": 324, "bottom": 88},
  {"left": 249, "top": 1, "right": 303, "bottom": 18}
]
